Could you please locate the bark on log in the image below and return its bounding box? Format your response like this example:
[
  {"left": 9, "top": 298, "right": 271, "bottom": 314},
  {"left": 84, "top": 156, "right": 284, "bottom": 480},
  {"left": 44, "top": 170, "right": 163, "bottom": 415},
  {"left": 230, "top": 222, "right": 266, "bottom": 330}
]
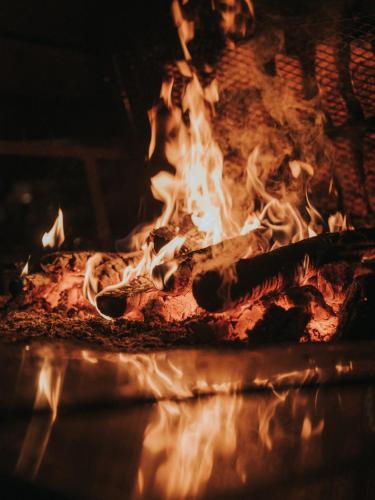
[
  {"left": 193, "top": 228, "right": 375, "bottom": 312},
  {"left": 38, "top": 250, "right": 142, "bottom": 274},
  {"left": 95, "top": 277, "right": 156, "bottom": 318}
]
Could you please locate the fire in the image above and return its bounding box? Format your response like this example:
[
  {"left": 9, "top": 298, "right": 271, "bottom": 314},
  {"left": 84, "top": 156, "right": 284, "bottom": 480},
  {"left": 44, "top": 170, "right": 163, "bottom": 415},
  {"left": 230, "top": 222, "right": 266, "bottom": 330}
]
[
  {"left": 42, "top": 208, "right": 65, "bottom": 249},
  {"left": 13, "top": 1, "right": 353, "bottom": 342},
  {"left": 83, "top": 253, "right": 102, "bottom": 309},
  {"left": 20, "top": 255, "right": 30, "bottom": 277},
  {"left": 87, "top": 63, "right": 338, "bottom": 319}
]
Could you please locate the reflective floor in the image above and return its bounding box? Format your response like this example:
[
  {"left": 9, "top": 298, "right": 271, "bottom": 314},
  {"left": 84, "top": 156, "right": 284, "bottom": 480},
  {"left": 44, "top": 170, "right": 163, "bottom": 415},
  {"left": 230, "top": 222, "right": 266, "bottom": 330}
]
[{"left": 1, "top": 341, "right": 375, "bottom": 499}]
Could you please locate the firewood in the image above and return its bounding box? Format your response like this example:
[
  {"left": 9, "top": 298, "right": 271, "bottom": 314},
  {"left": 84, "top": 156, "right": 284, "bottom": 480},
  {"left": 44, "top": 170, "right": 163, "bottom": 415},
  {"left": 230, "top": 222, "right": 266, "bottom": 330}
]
[
  {"left": 95, "top": 229, "right": 268, "bottom": 318},
  {"left": 192, "top": 228, "right": 375, "bottom": 312},
  {"left": 336, "top": 270, "right": 375, "bottom": 340},
  {"left": 96, "top": 276, "right": 156, "bottom": 318},
  {"left": 38, "top": 250, "right": 142, "bottom": 274},
  {"left": 247, "top": 304, "right": 311, "bottom": 344}
]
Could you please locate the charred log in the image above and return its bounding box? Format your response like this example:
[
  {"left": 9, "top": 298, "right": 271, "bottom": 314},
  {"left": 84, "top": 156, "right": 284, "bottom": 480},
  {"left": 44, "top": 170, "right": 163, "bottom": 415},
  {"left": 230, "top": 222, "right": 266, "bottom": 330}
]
[
  {"left": 95, "top": 229, "right": 268, "bottom": 318},
  {"left": 247, "top": 304, "right": 311, "bottom": 344},
  {"left": 38, "top": 250, "right": 142, "bottom": 274},
  {"left": 193, "top": 228, "right": 375, "bottom": 312},
  {"left": 336, "top": 271, "right": 375, "bottom": 340},
  {"left": 96, "top": 277, "right": 156, "bottom": 318}
]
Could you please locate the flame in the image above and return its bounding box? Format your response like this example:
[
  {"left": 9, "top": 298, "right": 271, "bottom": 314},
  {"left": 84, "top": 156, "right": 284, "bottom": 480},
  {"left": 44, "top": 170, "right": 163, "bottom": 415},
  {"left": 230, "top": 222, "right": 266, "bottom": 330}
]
[
  {"left": 42, "top": 208, "right": 65, "bottom": 249},
  {"left": 328, "top": 211, "right": 352, "bottom": 232},
  {"left": 76, "top": 4, "right": 351, "bottom": 325},
  {"left": 83, "top": 253, "right": 102, "bottom": 309},
  {"left": 171, "top": 0, "right": 194, "bottom": 60},
  {"left": 20, "top": 255, "right": 30, "bottom": 277}
]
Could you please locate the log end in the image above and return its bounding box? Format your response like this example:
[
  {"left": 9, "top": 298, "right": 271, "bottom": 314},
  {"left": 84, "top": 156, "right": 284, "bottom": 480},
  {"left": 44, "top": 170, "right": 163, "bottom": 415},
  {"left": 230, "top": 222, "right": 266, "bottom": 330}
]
[
  {"left": 192, "top": 271, "right": 226, "bottom": 312},
  {"left": 96, "top": 294, "right": 127, "bottom": 319}
]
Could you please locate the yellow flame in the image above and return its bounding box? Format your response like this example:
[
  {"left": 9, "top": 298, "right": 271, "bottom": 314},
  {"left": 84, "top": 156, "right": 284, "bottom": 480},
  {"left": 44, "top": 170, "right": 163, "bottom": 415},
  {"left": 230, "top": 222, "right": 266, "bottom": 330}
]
[
  {"left": 81, "top": 31, "right": 351, "bottom": 317},
  {"left": 42, "top": 208, "right": 65, "bottom": 249},
  {"left": 83, "top": 253, "right": 102, "bottom": 309},
  {"left": 328, "top": 212, "right": 352, "bottom": 232},
  {"left": 20, "top": 255, "right": 30, "bottom": 277}
]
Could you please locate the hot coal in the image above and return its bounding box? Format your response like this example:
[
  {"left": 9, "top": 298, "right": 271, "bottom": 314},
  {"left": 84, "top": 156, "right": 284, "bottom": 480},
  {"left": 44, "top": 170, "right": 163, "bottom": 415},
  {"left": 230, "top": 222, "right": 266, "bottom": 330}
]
[{"left": 336, "top": 271, "right": 375, "bottom": 340}]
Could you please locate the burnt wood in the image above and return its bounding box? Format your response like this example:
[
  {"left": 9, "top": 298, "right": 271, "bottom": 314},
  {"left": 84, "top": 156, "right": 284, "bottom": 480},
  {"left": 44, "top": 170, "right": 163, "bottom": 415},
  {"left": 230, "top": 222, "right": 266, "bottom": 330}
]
[
  {"left": 336, "top": 270, "right": 375, "bottom": 340},
  {"left": 95, "top": 229, "right": 268, "bottom": 318},
  {"left": 192, "top": 228, "right": 375, "bottom": 312}
]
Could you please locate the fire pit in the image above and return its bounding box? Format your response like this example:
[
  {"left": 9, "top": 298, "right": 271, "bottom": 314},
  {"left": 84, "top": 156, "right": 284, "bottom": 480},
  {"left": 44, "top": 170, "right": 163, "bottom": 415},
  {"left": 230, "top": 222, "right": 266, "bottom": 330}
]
[{"left": 0, "top": 1, "right": 375, "bottom": 498}]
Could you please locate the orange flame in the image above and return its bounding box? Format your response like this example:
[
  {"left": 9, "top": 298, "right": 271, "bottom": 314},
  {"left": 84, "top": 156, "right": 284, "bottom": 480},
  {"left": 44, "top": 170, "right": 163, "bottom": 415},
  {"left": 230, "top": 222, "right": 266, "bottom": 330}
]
[
  {"left": 42, "top": 208, "right": 65, "bottom": 249},
  {"left": 79, "top": 6, "right": 351, "bottom": 320},
  {"left": 20, "top": 255, "right": 30, "bottom": 277}
]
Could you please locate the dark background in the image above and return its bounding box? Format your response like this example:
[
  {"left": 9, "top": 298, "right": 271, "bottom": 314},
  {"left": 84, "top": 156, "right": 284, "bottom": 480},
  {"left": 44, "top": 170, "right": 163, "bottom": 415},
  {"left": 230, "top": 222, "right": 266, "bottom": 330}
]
[{"left": 0, "top": 0, "right": 180, "bottom": 258}]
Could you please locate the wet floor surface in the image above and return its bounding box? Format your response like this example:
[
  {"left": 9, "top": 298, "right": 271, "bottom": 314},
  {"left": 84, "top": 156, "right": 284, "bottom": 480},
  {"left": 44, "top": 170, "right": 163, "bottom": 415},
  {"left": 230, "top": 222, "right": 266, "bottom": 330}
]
[{"left": 1, "top": 341, "right": 375, "bottom": 499}]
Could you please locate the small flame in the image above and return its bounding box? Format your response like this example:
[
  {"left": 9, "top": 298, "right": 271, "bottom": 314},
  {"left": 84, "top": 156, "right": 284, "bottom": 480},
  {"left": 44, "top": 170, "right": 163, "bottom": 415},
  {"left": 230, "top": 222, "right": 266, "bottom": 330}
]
[
  {"left": 171, "top": 0, "right": 194, "bottom": 60},
  {"left": 78, "top": 11, "right": 352, "bottom": 322},
  {"left": 42, "top": 208, "right": 65, "bottom": 249},
  {"left": 328, "top": 212, "right": 352, "bottom": 232},
  {"left": 83, "top": 253, "right": 103, "bottom": 310},
  {"left": 20, "top": 255, "right": 30, "bottom": 277}
]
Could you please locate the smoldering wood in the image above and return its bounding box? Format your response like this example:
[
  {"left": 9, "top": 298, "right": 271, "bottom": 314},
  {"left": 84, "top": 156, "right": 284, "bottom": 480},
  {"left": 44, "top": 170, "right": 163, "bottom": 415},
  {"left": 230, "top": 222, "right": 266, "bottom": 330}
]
[
  {"left": 38, "top": 250, "right": 142, "bottom": 274},
  {"left": 95, "top": 229, "right": 269, "bottom": 318},
  {"left": 247, "top": 304, "right": 311, "bottom": 344},
  {"left": 192, "top": 228, "right": 375, "bottom": 312},
  {"left": 95, "top": 277, "right": 156, "bottom": 318},
  {"left": 336, "top": 270, "right": 375, "bottom": 340}
]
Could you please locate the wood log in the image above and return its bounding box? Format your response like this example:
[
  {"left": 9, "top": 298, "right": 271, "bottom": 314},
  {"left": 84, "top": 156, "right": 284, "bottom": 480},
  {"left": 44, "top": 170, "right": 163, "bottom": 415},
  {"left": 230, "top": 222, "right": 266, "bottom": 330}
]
[
  {"left": 95, "top": 229, "right": 269, "bottom": 318},
  {"left": 192, "top": 228, "right": 375, "bottom": 312},
  {"left": 336, "top": 269, "right": 375, "bottom": 340},
  {"left": 38, "top": 250, "right": 142, "bottom": 274},
  {"left": 96, "top": 277, "right": 156, "bottom": 318}
]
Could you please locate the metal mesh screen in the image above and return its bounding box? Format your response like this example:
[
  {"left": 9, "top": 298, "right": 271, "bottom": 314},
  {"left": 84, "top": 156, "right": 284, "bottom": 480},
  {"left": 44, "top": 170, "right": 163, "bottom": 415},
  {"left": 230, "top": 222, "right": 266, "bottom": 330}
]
[{"left": 121, "top": 3, "right": 375, "bottom": 225}]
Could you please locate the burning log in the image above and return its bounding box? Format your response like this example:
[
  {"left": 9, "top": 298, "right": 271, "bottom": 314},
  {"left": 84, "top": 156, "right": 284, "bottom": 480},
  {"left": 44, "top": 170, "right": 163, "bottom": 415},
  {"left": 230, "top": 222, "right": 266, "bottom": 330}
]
[
  {"left": 10, "top": 250, "right": 144, "bottom": 313},
  {"left": 336, "top": 268, "right": 375, "bottom": 340},
  {"left": 95, "top": 229, "right": 269, "bottom": 318},
  {"left": 193, "top": 228, "right": 375, "bottom": 312},
  {"left": 96, "top": 276, "right": 156, "bottom": 319},
  {"left": 38, "top": 250, "right": 142, "bottom": 274}
]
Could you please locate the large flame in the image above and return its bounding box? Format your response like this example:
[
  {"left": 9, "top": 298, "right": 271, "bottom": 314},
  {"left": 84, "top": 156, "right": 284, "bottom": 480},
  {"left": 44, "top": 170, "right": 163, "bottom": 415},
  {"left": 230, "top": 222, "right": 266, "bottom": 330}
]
[
  {"left": 80, "top": 1, "right": 351, "bottom": 323},
  {"left": 85, "top": 67, "right": 342, "bottom": 317}
]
